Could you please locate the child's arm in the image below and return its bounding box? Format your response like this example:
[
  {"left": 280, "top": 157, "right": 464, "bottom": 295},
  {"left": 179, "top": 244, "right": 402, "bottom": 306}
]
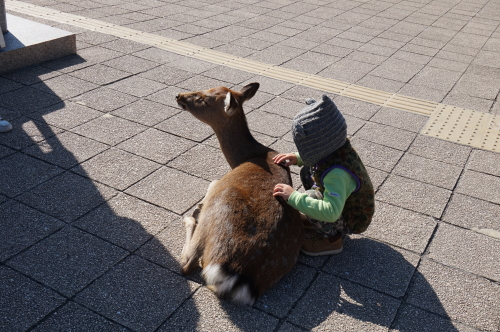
[{"left": 287, "top": 168, "right": 357, "bottom": 222}]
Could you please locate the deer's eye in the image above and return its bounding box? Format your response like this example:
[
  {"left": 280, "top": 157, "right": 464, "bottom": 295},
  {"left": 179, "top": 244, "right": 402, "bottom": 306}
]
[{"left": 195, "top": 96, "right": 204, "bottom": 104}]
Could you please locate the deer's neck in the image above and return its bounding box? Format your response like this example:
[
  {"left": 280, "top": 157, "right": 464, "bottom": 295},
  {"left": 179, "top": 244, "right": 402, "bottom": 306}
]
[{"left": 215, "top": 115, "right": 271, "bottom": 169}]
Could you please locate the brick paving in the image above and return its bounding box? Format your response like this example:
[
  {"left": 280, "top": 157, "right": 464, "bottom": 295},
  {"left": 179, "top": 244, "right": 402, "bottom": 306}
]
[{"left": 1, "top": 0, "right": 500, "bottom": 331}]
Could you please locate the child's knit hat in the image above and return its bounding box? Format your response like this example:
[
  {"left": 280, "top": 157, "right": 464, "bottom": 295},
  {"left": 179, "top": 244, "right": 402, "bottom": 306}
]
[{"left": 292, "top": 95, "right": 347, "bottom": 166}]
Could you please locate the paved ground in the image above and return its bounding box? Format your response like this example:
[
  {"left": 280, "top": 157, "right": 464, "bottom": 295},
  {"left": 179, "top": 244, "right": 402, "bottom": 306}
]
[{"left": 1, "top": 0, "right": 500, "bottom": 331}]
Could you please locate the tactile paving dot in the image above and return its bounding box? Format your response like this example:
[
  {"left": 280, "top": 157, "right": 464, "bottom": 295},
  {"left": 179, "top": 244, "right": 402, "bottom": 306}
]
[{"left": 423, "top": 105, "right": 500, "bottom": 152}]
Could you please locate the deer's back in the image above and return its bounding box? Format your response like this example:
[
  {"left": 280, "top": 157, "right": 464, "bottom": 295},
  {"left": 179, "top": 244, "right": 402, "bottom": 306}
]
[{"left": 198, "top": 153, "right": 303, "bottom": 294}]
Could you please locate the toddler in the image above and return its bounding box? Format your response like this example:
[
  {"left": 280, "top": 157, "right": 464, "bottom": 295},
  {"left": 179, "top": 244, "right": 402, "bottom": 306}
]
[{"left": 273, "top": 95, "right": 375, "bottom": 256}]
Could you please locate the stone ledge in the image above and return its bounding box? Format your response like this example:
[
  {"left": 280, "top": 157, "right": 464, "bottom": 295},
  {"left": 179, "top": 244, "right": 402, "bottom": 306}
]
[{"left": 0, "top": 14, "right": 75, "bottom": 74}]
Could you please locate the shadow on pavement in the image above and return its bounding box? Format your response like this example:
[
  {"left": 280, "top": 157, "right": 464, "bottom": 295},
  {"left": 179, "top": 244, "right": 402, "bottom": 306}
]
[
  {"left": 0, "top": 59, "right": 199, "bottom": 331},
  {"left": 0, "top": 59, "right": 459, "bottom": 332}
]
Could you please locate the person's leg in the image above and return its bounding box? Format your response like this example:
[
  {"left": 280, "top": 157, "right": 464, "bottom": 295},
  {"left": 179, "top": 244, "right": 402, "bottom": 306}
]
[{"left": 300, "top": 189, "right": 346, "bottom": 256}]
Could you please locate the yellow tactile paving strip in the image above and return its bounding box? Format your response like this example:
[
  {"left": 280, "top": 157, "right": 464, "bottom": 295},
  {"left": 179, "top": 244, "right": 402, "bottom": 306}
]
[{"left": 6, "top": 0, "right": 500, "bottom": 152}]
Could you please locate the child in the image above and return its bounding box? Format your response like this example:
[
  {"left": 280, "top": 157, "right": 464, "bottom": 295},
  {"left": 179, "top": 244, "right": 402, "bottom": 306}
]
[{"left": 273, "top": 95, "right": 375, "bottom": 256}]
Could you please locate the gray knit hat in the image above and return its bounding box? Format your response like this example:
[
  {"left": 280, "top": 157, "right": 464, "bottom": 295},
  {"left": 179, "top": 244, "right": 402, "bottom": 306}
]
[{"left": 292, "top": 95, "right": 347, "bottom": 166}]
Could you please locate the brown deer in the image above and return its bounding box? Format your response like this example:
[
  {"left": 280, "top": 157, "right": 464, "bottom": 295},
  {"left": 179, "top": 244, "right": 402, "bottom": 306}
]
[{"left": 175, "top": 83, "right": 303, "bottom": 305}]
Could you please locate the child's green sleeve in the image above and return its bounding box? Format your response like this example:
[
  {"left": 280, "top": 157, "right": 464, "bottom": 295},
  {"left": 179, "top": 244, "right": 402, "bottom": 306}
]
[{"left": 287, "top": 168, "right": 357, "bottom": 222}]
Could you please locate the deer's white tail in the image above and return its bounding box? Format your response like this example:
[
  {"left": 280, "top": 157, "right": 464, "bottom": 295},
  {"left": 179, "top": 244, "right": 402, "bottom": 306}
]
[{"left": 202, "top": 264, "right": 258, "bottom": 306}]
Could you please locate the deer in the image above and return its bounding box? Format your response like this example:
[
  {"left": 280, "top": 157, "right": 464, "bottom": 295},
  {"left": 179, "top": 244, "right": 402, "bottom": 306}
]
[{"left": 175, "top": 83, "right": 304, "bottom": 305}]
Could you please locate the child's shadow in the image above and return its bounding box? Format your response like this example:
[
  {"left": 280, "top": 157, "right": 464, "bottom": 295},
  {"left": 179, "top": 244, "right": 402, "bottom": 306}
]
[{"left": 274, "top": 237, "right": 461, "bottom": 331}]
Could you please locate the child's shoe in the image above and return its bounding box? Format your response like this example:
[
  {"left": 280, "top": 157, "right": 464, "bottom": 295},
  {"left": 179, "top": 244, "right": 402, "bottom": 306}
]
[{"left": 301, "top": 232, "right": 343, "bottom": 256}]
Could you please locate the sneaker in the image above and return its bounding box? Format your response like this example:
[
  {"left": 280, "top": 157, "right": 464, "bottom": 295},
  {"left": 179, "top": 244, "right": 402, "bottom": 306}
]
[
  {"left": 0, "top": 117, "right": 12, "bottom": 133},
  {"left": 301, "top": 232, "right": 343, "bottom": 256}
]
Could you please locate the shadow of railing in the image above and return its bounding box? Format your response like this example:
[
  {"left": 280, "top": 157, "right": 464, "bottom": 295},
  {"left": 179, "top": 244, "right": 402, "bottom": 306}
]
[{"left": 0, "top": 58, "right": 199, "bottom": 331}]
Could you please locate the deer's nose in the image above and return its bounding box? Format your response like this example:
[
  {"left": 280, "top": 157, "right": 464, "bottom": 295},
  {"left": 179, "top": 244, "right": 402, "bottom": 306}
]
[{"left": 175, "top": 94, "right": 180, "bottom": 100}]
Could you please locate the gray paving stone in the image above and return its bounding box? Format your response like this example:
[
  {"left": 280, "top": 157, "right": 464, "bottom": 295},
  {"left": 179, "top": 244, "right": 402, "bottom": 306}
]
[
  {"left": 17, "top": 171, "right": 117, "bottom": 222},
  {"left": 408, "top": 135, "right": 471, "bottom": 166},
  {"left": 0, "top": 86, "right": 62, "bottom": 114},
  {"left": 132, "top": 47, "right": 188, "bottom": 65},
  {"left": 366, "top": 166, "right": 389, "bottom": 191},
  {"left": 355, "top": 121, "right": 417, "bottom": 151},
  {"left": 135, "top": 216, "right": 186, "bottom": 272},
  {"left": 125, "top": 167, "right": 210, "bottom": 214},
  {"left": 8, "top": 226, "right": 128, "bottom": 297},
  {"left": 398, "top": 83, "right": 448, "bottom": 103},
  {"left": 176, "top": 75, "right": 229, "bottom": 92},
  {"left": 0, "top": 200, "right": 65, "bottom": 262},
  {"left": 255, "top": 264, "right": 316, "bottom": 318},
  {"left": 456, "top": 170, "right": 500, "bottom": 204},
  {"left": 69, "top": 64, "right": 131, "bottom": 85},
  {"left": 390, "top": 303, "right": 480, "bottom": 332},
  {"left": 147, "top": 86, "right": 190, "bottom": 108},
  {"left": 442, "top": 92, "right": 493, "bottom": 113},
  {"left": 443, "top": 193, "right": 500, "bottom": 232},
  {"left": 139, "top": 65, "right": 196, "bottom": 85},
  {"left": 406, "top": 259, "right": 500, "bottom": 331},
  {"left": 71, "top": 114, "right": 147, "bottom": 145},
  {"left": 76, "top": 255, "right": 197, "bottom": 332},
  {"left": 108, "top": 76, "right": 167, "bottom": 98},
  {"left": 248, "top": 44, "right": 306, "bottom": 65},
  {"left": 351, "top": 138, "right": 404, "bottom": 172},
  {"left": 363, "top": 201, "right": 436, "bottom": 253},
  {"left": 33, "top": 75, "right": 99, "bottom": 99},
  {"left": 102, "top": 55, "right": 160, "bottom": 75},
  {"left": 154, "top": 111, "right": 214, "bottom": 142},
  {"left": 323, "top": 237, "right": 420, "bottom": 297},
  {"left": 334, "top": 96, "right": 380, "bottom": 120},
  {"left": 30, "top": 101, "right": 103, "bottom": 130},
  {"left": 0, "top": 153, "right": 63, "bottom": 198},
  {"left": 467, "top": 149, "right": 500, "bottom": 177},
  {"left": 288, "top": 272, "right": 400, "bottom": 331},
  {"left": 0, "top": 266, "right": 66, "bottom": 332},
  {"left": 260, "top": 97, "right": 305, "bottom": 119},
  {"left": 0, "top": 116, "right": 65, "bottom": 150},
  {"left": 74, "top": 193, "right": 176, "bottom": 251},
  {"left": 427, "top": 223, "right": 500, "bottom": 282},
  {"left": 168, "top": 144, "right": 230, "bottom": 181},
  {"left": 393, "top": 153, "right": 462, "bottom": 190},
  {"left": 0, "top": 77, "right": 23, "bottom": 94},
  {"left": 101, "top": 38, "right": 150, "bottom": 54},
  {"left": 32, "top": 301, "right": 129, "bottom": 332},
  {"left": 356, "top": 75, "right": 406, "bottom": 94},
  {"left": 74, "top": 148, "right": 160, "bottom": 190},
  {"left": 0, "top": 145, "right": 14, "bottom": 159},
  {"left": 370, "top": 107, "right": 429, "bottom": 133},
  {"left": 409, "top": 66, "right": 463, "bottom": 91},
  {"left": 71, "top": 87, "right": 138, "bottom": 112},
  {"left": 376, "top": 175, "right": 451, "bottom": 218},
  {"left": 23, "top": 131, "right": 109, "bottom": 169},
  {"left": 117, "top": 128, "right": 196, "bottom": 164},
  {"left": 246, "top": 110, "right": 292, "bottom": 138},
  {"left": 1, "top": 64, "right": 62, "bottom": 86},
  {"left": 159, "top": 286, "right": 278, "bottom": 332},
  {"left": 201, "top": 66, "right": 256, "bottom": 85},
  {"left": 111, "top": 99, "right": 179, "bottom": 127}
]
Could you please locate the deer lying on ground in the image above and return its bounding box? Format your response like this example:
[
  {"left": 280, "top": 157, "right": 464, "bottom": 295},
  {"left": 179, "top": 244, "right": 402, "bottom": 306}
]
[{"left": 176, "top": 83, "right": 303, "bottom": 305}]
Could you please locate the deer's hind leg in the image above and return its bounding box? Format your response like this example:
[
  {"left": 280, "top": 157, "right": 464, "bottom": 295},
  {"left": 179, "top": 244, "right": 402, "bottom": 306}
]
[
  {"left": 180, "top": 215, "right": 201, "bottom": 275},
  {"left": 180, "top": 180, "right": 219, "bottom": 275}
]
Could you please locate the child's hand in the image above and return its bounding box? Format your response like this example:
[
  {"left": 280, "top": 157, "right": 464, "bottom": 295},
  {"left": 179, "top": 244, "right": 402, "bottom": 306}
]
[
  {"left": 273, "top": 184, "right": 295, "bottom": 201},
  {"left": 272, "top": 153, "right": 297, "bottom": 167}
]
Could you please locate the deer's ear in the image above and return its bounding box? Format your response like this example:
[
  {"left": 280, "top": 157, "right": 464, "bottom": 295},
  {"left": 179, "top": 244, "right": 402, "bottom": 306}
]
[
  {"left": 239, "top": 83, "right": 259, "bottom": 102},
  {"left": 224, "top": 91, "right": 239, "bottom": 115}
]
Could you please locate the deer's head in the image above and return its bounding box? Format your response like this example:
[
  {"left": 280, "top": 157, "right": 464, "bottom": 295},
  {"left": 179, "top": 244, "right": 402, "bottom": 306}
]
[{"left": 176, "top": 83, "right": 260, "bottom": 128}]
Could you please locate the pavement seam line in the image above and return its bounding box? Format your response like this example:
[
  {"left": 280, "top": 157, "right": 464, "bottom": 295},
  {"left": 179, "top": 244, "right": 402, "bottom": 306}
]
[{"left": 6, "top": 0, "right": 500, "bottom": 153}]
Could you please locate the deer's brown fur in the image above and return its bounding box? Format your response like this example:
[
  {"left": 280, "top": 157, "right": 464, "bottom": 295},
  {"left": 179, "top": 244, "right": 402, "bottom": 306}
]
[{"left": 176, "top": 83, "right": 303, "bottom": 304}]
